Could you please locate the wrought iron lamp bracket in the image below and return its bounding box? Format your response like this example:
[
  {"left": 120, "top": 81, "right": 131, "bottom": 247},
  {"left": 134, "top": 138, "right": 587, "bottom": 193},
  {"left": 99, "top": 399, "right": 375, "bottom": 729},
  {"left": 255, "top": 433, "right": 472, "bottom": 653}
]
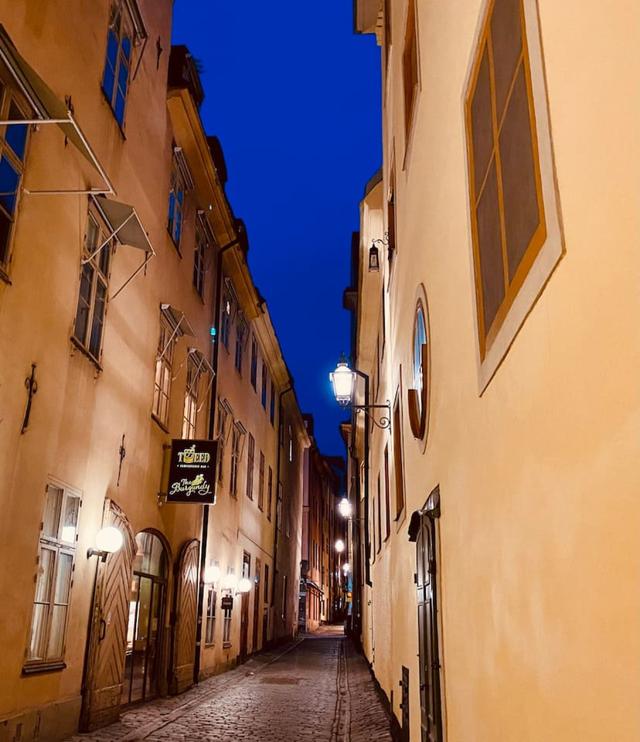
[{"left": 352, "top": 401, "right": 391, "bottom": 430}]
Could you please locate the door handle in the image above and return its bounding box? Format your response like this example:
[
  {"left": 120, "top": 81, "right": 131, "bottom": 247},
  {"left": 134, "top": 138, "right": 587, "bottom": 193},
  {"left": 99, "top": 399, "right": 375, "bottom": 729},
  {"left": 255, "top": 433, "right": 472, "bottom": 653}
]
[{"left": 99, "top": 618, "right": 107, "bottom": 641}]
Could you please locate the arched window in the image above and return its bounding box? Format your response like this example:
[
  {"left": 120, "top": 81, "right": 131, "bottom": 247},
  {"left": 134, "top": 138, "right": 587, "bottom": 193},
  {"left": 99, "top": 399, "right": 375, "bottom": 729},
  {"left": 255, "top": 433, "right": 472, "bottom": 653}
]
[{"left": 408, "top": 300, "right": 429, "bottom": 439}]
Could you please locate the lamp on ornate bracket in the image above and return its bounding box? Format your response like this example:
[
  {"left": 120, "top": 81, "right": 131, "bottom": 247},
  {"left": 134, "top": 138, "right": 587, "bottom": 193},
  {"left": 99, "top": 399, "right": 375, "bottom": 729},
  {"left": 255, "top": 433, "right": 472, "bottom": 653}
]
[{"left": 330, "top": 356, "right": 391, "bottom": 431}]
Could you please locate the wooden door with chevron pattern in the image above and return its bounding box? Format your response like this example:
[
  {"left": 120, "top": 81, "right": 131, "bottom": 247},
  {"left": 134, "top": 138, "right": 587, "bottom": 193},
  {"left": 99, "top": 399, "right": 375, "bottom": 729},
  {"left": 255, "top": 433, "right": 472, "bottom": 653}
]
[
  {"left": 170, "top": 538, "right": 199, "bottom": 694},
  {"left": 80, "top": 500, "right": 135, "bottom": 731}
]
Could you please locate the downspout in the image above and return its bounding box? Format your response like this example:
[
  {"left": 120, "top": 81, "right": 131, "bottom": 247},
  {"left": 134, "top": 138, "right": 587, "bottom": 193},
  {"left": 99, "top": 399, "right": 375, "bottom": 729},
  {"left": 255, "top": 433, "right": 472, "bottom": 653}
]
[{"left": 193, "top": 232, "right": 240, "bottom": 685}]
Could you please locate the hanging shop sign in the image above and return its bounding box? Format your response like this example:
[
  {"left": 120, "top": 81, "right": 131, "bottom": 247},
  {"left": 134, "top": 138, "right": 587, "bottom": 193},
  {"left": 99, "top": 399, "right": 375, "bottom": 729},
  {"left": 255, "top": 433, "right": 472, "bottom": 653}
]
[
  {"left": 167, "top": 439, "right": 217, "bottom": 504},
  {"left": 221, "top": 595, "right": 234, "bottom": 611}
]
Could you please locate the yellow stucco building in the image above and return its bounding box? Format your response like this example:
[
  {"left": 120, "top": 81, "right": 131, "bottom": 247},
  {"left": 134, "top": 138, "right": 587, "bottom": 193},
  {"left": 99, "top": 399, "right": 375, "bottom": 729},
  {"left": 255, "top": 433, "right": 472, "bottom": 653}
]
[
  {"left": 348, "top": 0, "right": 640, "bottom": 740},
  {"left": 0, "top": 3, "right": 309, "bottom": 739}
]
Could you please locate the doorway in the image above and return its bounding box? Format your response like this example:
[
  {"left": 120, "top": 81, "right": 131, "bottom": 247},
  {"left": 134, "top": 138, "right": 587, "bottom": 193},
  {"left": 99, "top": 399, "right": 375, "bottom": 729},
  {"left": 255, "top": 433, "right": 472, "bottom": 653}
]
[
  {"left": 122, "top": 531, "right": 168, "bottom": 706},
  {"left": 412, "top": 490, "right": 442, "bottom": 742},
  {"left": 239, "top": 551, "right": 250, "bottom": 661}
]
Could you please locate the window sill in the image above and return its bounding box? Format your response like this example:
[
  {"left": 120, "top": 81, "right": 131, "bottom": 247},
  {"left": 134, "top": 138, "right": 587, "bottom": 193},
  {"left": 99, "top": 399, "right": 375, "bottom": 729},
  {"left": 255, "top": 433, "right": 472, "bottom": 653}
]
[
  {"left": 22, "top": 660, "right": 66, "bottom": 675},
  {"left": 223, "top": 641, "right": 232, "bottom": 649},
  {"left": 70, "top": 336, "right": 103, "bottom": 372},
  {"left": 151, "top": 413, "right": 170, "bottom": 434},
  {"left": 204, "top": 642, "right": 215, "bottom": 649},
  {"left": 0, "top": 264, "right": 11, "bottom": 285}
]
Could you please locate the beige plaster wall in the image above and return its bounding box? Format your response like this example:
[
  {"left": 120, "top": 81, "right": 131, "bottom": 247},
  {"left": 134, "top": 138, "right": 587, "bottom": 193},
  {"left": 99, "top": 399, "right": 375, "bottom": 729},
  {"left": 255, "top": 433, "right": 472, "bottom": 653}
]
[{"left": 358, "top": 0, "right": 640, "bottom": 740}]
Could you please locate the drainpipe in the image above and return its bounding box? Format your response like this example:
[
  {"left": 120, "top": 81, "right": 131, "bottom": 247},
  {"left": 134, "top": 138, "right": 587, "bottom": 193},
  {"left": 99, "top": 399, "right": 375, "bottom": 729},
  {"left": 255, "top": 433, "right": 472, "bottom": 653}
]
[
  {"left": 193, "top": 230, "right": 241, "bottom": 686},
  {"left": 353, "top": 369, "right": 372, "bottom": 588},
  {"left": 271, "top": 385, "right": 293, "bottom": 636}
]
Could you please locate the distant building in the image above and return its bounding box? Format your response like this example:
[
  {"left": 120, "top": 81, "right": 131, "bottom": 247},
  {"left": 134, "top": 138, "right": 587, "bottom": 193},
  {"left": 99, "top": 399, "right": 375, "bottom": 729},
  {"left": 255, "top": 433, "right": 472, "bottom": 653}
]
[{"left": 299, "top": 415, "right": 345, "bottom": 632}]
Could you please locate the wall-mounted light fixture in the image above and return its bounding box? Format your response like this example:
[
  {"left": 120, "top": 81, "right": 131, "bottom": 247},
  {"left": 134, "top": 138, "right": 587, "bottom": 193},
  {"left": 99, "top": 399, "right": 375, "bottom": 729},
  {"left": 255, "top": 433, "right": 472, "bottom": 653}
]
[
  {"left": 87, "top": 526, "right": 123, "bottom": 562},
  {"left": 368, "top": 243, "right": 380, "bottom": 271},
  {"left": 330, "top": 356, "right": 391, "bottom": 430},
  {"left": 335, "top": 538, "right": 345, "bottom": 554}
]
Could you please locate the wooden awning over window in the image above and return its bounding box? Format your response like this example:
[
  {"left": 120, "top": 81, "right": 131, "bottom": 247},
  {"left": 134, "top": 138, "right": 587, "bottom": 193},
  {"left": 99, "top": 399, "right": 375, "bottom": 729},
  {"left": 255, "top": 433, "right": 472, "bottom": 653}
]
[{"left": 0, "top": 24, "right": 114, "bottom": 195}]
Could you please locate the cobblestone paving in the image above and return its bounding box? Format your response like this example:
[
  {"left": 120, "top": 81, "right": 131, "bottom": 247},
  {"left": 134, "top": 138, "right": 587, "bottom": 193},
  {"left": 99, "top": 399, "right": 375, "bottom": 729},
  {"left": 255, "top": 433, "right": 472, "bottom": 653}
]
[{"left": 69, "top": 629, "right": 393, "bottom": 742}]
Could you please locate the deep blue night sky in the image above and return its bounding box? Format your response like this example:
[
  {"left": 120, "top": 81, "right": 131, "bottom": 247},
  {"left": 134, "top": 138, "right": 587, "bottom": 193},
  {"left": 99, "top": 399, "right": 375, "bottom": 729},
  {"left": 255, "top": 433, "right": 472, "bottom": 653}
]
[{"left": 172, "top": 2, "right": 381, "bottom": 456}]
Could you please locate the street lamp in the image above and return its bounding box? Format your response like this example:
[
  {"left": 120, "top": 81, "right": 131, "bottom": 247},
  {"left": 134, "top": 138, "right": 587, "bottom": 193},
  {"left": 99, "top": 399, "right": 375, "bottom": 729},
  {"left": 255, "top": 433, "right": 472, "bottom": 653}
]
[
  {"left": 335, "top": 538, "right": 345, "bottom": 554},
  {"left": 342, "top": 562, "right": 350, "bottom": 575},
  {"left": 330, "top": 358, "right": 356, "bottom": 407},
  {"left": 204, "top": 563, "right": 221, "bottom": 584},
  {"left": 330, "top": 357, "right": 391, "bottom": 429},
  {"left": 87, "top": 526, "right": 123, "bottom": 562},
  {"left": 338, "top": 497, "right": 353, "bottom": 519},
  {"left": 237, "top": 577, "right": 252, "bottom": 594}
]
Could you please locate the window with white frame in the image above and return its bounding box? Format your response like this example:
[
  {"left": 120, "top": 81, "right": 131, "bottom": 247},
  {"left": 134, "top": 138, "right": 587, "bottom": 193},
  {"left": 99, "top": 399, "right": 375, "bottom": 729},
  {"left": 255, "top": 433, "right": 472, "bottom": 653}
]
[
  {"left": 230, "top": 423, "right": 244, "bottom": 498},
  {"left": 258, "top": 451, "right": 265, "bottom": 511},
  {"left": 153, "top": 315, "right": 174, "bottom": 426},
  {"left": 235, "top": 318, "right": 246, "bottom": 374},
  {"left": 101, "top": 1, "right": 135, "bottom": 127},
  {"left": 193, "top": 222, "right": 208, "bottom": 297},
  {"left": 220, "top": 283, "right": 235, "bottom": 350},
  {"left": 26, "top": 483, "right": 80, "bottom": 668},
  {"left": 0, "top": 80, "right": 29, "bottom": 272},
  {"left": 250, "top": 336, "right": 258, "bottom": 390},
  {"left": 167, "top": 152, "right": 187, "bottom": 247},
  {"left": 73, "top": 213, "right": 112, "bottom": 361},
  {"left": 182, "top": 356, "right": 201, "bottom": 439},
  {"left": 216, "top": 401, "right": 228, "bottom": 483},
  {"left": 246, "top": 433, "right": 255, "bottom": 500},
  {"left": 205, "top": 586, "right": 217, "bottom": 646}
]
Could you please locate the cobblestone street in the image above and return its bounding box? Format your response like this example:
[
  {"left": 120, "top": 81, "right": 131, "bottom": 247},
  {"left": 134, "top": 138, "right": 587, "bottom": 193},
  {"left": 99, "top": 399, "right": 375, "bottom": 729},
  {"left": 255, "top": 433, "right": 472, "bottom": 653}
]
[{"left": 68, "top": 629, "right": 393, "bottom": 742}]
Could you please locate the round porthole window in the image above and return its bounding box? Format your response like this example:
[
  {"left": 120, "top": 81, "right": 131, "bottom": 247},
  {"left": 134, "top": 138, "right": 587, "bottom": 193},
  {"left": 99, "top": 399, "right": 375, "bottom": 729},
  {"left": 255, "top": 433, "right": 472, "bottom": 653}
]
[{"left": 408, "top": 298, "right": 429, "bottom": 440}]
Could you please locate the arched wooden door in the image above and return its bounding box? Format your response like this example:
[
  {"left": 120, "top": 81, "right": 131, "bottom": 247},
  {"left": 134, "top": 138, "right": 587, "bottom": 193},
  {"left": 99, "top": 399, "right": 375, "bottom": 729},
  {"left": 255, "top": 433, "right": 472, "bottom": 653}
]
[
  {"left": 170, "top": 538, "right": 200, "bottom": 694},
  {"left": 80, "top": 500, "right": 136, "bottom": 731}
]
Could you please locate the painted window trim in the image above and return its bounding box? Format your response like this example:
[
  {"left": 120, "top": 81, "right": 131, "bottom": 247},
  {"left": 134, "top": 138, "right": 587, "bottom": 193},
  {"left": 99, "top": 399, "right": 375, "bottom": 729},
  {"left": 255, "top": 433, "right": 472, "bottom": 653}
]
[{"left": 464, "top": 0, "right": 564, "bottom": 391}]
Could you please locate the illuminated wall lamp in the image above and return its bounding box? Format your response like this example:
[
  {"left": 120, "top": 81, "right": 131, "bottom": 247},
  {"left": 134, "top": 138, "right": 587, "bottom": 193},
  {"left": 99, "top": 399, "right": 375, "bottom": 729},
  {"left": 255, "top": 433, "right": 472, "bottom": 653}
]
[{"left": 87, "top": 526, "right": 124, "bottom": 562}]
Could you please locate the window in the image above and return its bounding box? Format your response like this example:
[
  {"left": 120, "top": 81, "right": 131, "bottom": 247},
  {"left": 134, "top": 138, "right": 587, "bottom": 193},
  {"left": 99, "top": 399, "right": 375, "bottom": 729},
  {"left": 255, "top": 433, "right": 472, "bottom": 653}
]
[
  {"left": 392, "top": 392, "right": 405, "bottom": 518},
  {"left": 235, "top": 318, "right": 246, "bottom": 374},
  {"left": 220, "top": 284, "right": 234, "bottom": 349},
  {"left": 258, "top": 451, "right": 265, "bottom": 511},
  {"left": 26, "top": 483, "right": 80, "bottom": 668},
  {"left": 223, "top": 569, "right": 234, "bottom": 645},
  {"left": 276, "top": 482, "right": 283, "bottom": 531},
  {"left": 384, "top": 0, "right": 392, "bottom": 71},
  {"left": 102, "top": 1, "right": 134, "bottom": 126},
  {"left": 153, "top": 316, "right": 174, "bottom": 426},
  {"left": 387, "top": 183, "right": 396, "bottom": 266},
  {"left": 402, "top": 0, "right": 419, "bottom": 139},
  {"left": 384, "top": 445, "right": 391, "bottom": 540},
  {"left": 216, "top": 401, "right": 228, "bottom": 483},
  {"left": 73, "top": 213, "right": 112, "bottom": 361},
  {"left": 465, "top": 0, "right": 561, "bottom": 377},
  {"left": 250, "top": 336, "right": 258, "bottom": 390},
  {"left": 205, "top": 587, "right": 217, "bottom": 645},
  {"left": 288, "top": 425, "right": 293, "bottom": 463},
  {"left": 267, "top": 466, "right": 273, "bottom": 521},
  {"left": 0, "top": 83, "right": 28, "bottom": 272},
  {"left": 193, "top": 222, "right": 208, "bottom": 297},
  {"left": 167, "top": 151, "right": 187, "bottom": 247},
  {"left": 269, "top": 381, "right": 276, "bottom": 425},
  {"left": 408, "top": 301, "right": 428, "bottom": 439},
  {"left": 230, "top": 424, "right": 243, "bottom": 498},
  {"left": 261, "top": 364, "right": 268, "bottom": 409},
  {"left": 264, "top": 564, "right": 269, "bottom": 604},
  {"left": 182, "top": 356, "right": 201, "bottom": 439},
  {"left": 246, "top": 433, "right": 255, "bottom": 500}
]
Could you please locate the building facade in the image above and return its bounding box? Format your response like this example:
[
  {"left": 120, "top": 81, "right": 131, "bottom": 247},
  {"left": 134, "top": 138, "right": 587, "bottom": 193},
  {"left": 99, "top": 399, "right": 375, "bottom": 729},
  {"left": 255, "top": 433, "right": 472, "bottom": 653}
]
[
  {"left": 299, "top": 416, "right": 345, "bottom": 632},
  {"left": 0, "top": 4, "right": 308, "bottom": 739},
  {"left": 349, "top": 1, "right": 640, "bottom": 741}
]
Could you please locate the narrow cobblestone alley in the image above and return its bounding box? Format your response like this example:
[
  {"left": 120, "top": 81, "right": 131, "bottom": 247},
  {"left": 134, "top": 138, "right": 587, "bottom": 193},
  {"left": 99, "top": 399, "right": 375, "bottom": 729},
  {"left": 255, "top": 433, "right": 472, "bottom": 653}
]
[{"left": 68, "top": 630, "right": 393, "bottom": 742}]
